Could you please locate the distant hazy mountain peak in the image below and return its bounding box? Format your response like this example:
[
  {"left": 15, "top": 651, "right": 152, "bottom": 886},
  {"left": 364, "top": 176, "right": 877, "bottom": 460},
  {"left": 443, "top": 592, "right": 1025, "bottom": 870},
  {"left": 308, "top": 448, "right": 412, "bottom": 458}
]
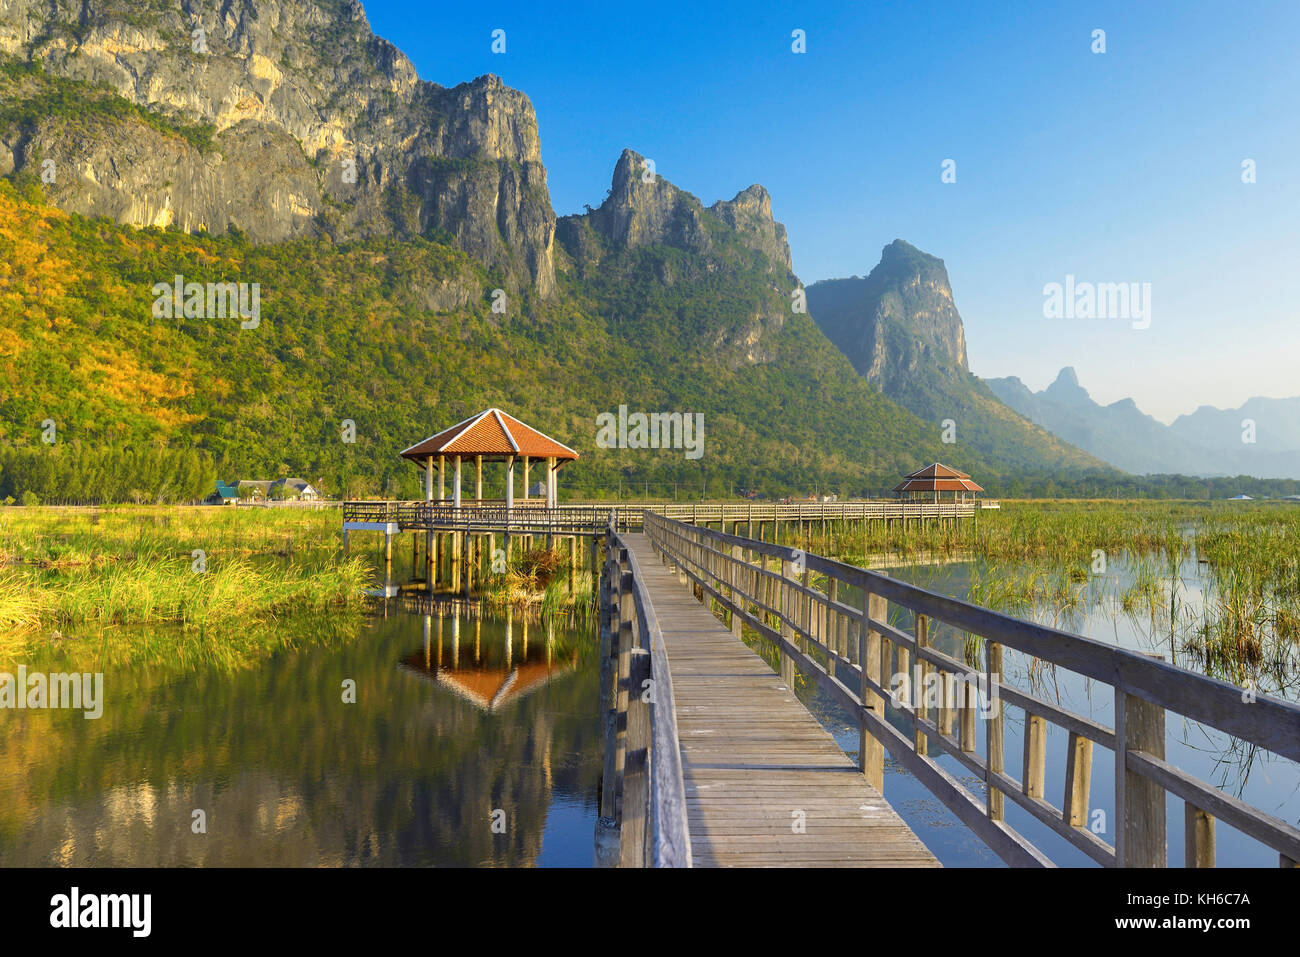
[
  {"left": 985, "top": 367, "right": 1300, "bottom": 477},
  {"left": 1043, "top": 366, "right": 1092, "bottom": 405}
]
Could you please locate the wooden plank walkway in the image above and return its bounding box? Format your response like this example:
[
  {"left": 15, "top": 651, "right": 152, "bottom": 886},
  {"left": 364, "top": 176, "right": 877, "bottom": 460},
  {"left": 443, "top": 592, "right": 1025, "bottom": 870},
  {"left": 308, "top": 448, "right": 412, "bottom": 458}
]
[{"left": 623, "top": 533, "right": 939, "bottom": 868}]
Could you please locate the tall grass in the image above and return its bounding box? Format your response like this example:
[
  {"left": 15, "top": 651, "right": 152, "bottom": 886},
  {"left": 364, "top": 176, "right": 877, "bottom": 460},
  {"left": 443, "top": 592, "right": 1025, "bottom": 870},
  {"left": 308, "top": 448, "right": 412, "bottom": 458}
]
[
  {"left": 0, "top": 506, "right": 368, "bottom": 656},
  {"left": 806, "top": 500, "right": 1300, "bottom": 694}
]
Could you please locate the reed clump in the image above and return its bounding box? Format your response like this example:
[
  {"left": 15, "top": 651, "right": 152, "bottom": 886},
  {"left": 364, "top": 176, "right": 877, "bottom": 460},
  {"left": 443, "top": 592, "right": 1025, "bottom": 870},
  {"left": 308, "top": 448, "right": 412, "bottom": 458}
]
[
  {"left": 0, "top": 505, "right": 367, "bottom": 639},
  {"left": 477, "top": 546, "right": 595, "bottom": 615}
]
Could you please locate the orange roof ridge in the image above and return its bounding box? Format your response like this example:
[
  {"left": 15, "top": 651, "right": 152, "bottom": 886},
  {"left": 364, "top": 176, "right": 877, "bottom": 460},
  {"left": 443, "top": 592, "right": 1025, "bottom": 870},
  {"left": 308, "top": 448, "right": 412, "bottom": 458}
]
[{"left": 399, "top": 408, "right": 579, "bottom": 464}]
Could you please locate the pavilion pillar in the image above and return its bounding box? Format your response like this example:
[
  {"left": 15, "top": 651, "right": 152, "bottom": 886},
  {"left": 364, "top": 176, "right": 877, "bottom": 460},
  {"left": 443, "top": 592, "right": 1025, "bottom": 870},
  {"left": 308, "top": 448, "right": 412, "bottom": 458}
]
[
  {"left": 504, "top": 455, "right": 515, "bottom": 564},
  {"left": 522, "top": 456, "right": 531, "bottom": 502},
  {"left": 453, "top": 455, "right": 462, "bottom": 508},
  {"left": 438, "top": 455, "right": 445, "bottom": 500},
  {"left": 475, "top": 454, "right": 483, "bottom": 505},
  {"left": 547, "top": 456, "right": 556, "bottom": 508},
  {"left": 424, "top": 457, "right": 434, "bottom": 584}
]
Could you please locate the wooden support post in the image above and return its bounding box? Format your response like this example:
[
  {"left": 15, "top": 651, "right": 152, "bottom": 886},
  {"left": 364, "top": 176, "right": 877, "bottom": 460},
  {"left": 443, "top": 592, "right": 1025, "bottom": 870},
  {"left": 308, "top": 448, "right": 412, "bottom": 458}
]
[
  {"left": 914, "top": 614, "right": 928, "bottom": 755},
  {"left": 826, "top": 579, "right": 838, "bottom": 678},
  {"left": 1116, "top": 673, "right": 1167, "bottom": 867},
  {"left": 861, "top": 586, "right": 886, "bottom": 792},
  {"left": 960, "top": 654, "right": 977, "bottom": 752},
  {"left": 779, "top": 559, "right": 796, "bottom": 688},
  {"left": 621, "top": 647, "right": 651, "bottom": 866},
  {"left": 730, "top": 544, "right": 743, "bottom": 637},
  {"left": 1063, "top": 732, "right": 1093, "bottom": 828},
  {"left": 599, "top": 550, "right": 618, "bottom": 820},
  {"left": 342, "top": 528, "right": 349, "bottom": 557},
  {"left": 614, "top": 562, "right": 635, "bottom": 819},
  {"left": 1023, "top": 712, "right": 1046, "bottom": 799},
  {"left": 1185, "top": 803, "right": 1215, "bottom": 868},
  {"left": 986, "top": 641, "right": 1004, "bottom": 821},
  {"left": 475, "top": 454, "right": 482, "bottom": 503},
  {"left": 938, "top": 653, "right": 954, "bottom": 738}
]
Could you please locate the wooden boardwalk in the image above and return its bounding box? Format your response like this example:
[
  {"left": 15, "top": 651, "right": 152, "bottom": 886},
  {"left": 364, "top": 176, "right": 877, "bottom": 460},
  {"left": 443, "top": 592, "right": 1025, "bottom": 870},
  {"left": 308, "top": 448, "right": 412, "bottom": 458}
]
[{"left": 623, "top": 533, "right": 939, "bottom": 868}]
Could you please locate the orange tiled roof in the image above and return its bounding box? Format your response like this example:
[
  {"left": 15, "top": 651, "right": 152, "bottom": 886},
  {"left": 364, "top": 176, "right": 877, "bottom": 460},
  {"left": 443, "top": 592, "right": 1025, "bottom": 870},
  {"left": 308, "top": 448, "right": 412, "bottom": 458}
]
[
  {"left": 892, "top": 462, "right": 984, "bottom": 493},
  {"left": 399, "top": 409, "right": 579, "bottom": 465}
]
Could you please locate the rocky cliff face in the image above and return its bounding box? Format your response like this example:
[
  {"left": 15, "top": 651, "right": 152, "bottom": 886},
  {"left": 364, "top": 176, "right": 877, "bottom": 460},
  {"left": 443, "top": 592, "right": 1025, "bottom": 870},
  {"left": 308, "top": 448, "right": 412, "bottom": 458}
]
[
  {"left": 558, "top": 148, "right": 792, "bottom": 276},
  {"left": 0, "top": 0, "right": 555, "bottom": 294},
  {"left": 806, "top": 239, "right": 968, "bottom": 387},
  {"left": 556, "top": 148, "right": 796, "bottom": 366},
  {"left": 806, "top": 242, "right": 1103, "bottom": 472}
]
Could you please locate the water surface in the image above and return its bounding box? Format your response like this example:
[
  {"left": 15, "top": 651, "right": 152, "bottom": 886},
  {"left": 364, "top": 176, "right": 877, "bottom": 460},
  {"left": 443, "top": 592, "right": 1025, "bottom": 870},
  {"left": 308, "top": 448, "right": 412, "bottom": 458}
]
[{"left": 0, "top": 601, "right": 601, "bottom": 867}]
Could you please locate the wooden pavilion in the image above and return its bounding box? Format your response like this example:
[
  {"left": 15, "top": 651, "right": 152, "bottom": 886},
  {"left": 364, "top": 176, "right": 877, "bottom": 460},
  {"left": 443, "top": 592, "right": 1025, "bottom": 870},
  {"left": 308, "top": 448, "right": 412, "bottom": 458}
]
[
  {"left": 892, "top": 463, "right": 984, "bottom": 503},
  {"left": 399, "top": 408, "right": 579, "bottom": 509}
]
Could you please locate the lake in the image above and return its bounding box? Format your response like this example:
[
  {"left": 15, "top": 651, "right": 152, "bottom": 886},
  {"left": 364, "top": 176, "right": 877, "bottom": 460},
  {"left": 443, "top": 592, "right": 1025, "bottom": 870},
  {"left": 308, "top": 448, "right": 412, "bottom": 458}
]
[{"left": 0, "top": 600, "right": 602, "bottom": 867}]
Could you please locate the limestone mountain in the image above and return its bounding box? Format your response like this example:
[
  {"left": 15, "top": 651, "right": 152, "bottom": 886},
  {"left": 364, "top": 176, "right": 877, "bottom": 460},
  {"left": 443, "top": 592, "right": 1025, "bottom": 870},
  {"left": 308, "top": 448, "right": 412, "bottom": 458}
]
[
  {"left": 807, "top": 242, "right": 1102, "bottom": 472},
  {"left": 808, "top": 239, "right": 967, "bottom": 380},
  {"left": 557, "top": 149, "right": 796, "bottom": 367},
  {"left": 1171, "top": 398, "right": 1300, "bottom": 457},
  {"left": 0, "top": 0, "right": 555, "bottom": 294},
  {"left": 987, "top": 369, "right": 1300, "bottom": 478},
  {"left": 0, "top": 1, "right": 1125, "bottom": 501}
]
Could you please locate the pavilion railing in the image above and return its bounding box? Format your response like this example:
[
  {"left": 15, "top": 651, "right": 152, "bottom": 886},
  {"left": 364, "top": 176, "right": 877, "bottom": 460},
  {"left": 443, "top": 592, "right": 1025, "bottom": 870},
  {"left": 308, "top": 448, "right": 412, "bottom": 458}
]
[
  {"left": 342, "top": 499, "right": 978, "bottom": 532},
  {"left": 643, "top": 511, "right": 1300, "bottom": 868}
]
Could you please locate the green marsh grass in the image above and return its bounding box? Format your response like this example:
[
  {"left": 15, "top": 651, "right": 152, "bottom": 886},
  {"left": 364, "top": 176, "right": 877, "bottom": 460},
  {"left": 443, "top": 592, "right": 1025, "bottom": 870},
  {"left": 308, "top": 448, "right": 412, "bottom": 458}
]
[
  {"left": 0, "top": 505, "right": 369, "bottom": 663},
  {"left": 797, "top": 500, "right": 1300, "bottom": 695}
]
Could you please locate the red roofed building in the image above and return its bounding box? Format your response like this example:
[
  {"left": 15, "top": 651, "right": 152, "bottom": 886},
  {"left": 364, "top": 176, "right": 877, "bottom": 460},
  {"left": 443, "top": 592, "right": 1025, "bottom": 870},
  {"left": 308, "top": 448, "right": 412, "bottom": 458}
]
[
  {"left": 892, "top": 463, "right": 984, "bottom": 503},
  {"left": 399, "top": 408, "right": 578, "bottom": 508}
]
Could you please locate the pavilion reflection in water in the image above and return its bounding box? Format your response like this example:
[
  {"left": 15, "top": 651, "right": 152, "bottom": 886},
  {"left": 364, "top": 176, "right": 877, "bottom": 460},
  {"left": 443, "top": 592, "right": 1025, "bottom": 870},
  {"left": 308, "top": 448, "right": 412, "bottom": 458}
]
[{"left": 400, "top": 599, "right": 578, "bottom": 713}]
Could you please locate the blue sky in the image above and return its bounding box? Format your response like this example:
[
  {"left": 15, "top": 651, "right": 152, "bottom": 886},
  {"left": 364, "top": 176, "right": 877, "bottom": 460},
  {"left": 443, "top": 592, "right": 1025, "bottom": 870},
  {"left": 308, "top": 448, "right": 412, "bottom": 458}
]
[{"left": 362, "top": 0, "right": 1300, "bottom": 422}]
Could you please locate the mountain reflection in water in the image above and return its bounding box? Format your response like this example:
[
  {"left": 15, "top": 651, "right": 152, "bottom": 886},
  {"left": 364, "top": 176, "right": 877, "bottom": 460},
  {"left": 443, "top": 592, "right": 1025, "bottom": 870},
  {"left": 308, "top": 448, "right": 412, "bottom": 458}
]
[{"left": 0, "top": 601, "right": 601, "bottom": 867}]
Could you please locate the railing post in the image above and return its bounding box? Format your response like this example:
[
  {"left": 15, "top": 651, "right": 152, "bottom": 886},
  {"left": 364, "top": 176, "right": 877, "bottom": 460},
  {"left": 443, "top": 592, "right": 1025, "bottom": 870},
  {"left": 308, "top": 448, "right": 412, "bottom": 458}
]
[
  {"left": 1023, "top": 711, "right": 1046, "bottom": 799},
  {"left": 986, "top": 641, "right": 1004, "bottom": 821},
  {"left": 914, "top": 614, "right": 928, "bottom": 755},
  {"left": 730, "top": 544, "right": 743, "bottom": 637},
  {"left": 613, "top": 560, "right": 635, "bottom": 820},
  {"left": 621, "top": 647, "right": 651, "bottom": 867},
  {"left": 779, "top": 557, "right": 797, "bottom": 688},
  {"left": 826, "top": 579, "right": 838, "bottom": 678},
  {"left": 1184, "top": 803, "right": 1215, "bottom": 868},
  {"left": 860, "top": 586, "right": 886, "bottom": 792},
  {"left": 1063, "top": 731, "right": 1094, "bottom": 829},
  {"left": 1115, "top": 676, "right": 1167, "bottom": 867},
  {"left": 599, "top": 547, "right": 620, "bottom": 824}
]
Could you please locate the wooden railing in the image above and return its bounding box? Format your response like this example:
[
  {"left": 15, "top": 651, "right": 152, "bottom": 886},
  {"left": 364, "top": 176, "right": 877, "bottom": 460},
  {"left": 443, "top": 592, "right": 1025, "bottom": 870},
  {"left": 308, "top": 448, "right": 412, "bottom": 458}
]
[
  {"left": 597, "top": 524, "right": 691, "bottom": 867},
  {"left": 343, "top": 499, "right": 977, "bottom": 532},
  {"left": 643, "top": 512, "right": 1300, "bottom": 868},
  {"left": 342, "top": 501, "right": 639, "bottom": 533},
  {"left": 585, "top": 500, "right": 976, "bottom": 523}
]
